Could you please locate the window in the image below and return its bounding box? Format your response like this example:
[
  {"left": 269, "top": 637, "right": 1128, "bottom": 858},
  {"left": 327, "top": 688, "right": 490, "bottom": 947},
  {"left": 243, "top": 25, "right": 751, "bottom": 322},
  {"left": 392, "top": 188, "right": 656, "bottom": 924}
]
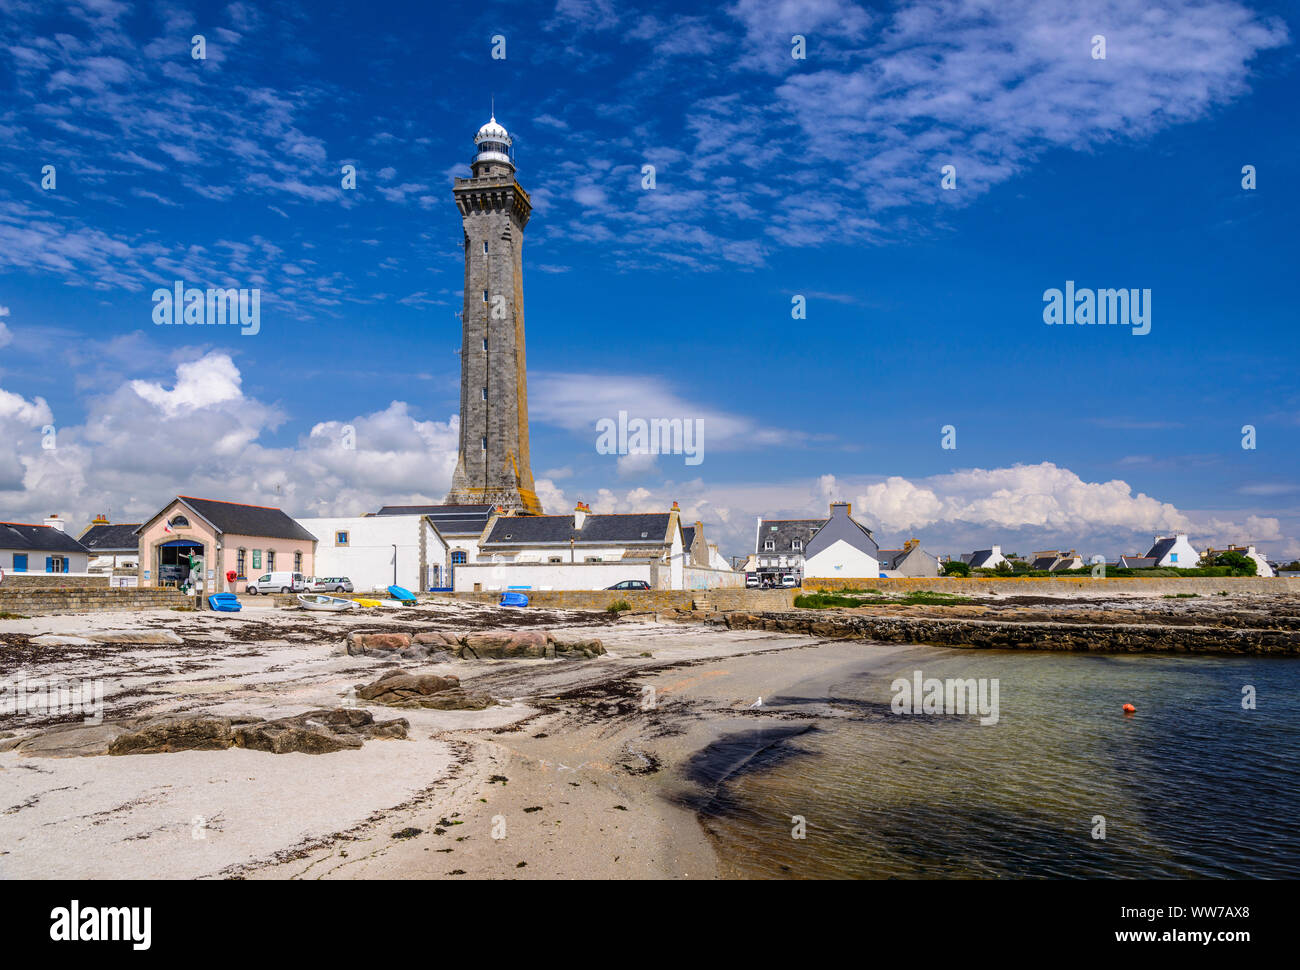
[
  {"left": 451, "top": 551, "right": 467, "bottom": 565},
  {"left": 764, "top": 539, "right": 775, "bottom": 551},
  {"left": 336, "top": 531, "right": 349, "bottom": 545},
  {"left": 170, "top": 514, "right": 189, "bottom": 528},
  {"left": 267, "top": 550, "right": 276, "bottom": 571},
  {"left": 294, "top": 551, "right": 302, "bottom": 572},
  {"left": 12, "top": 554, "right": 28, "bottom": 572},
  {"left": 792, "top": 540, "right": 803, "bottom": 551},
  {"left": 482, "top": 338, "right": 488, "bottom": 351},
  {"left": 481, "top": 436, "right": 487, "bottom": 450},
  {"left": 236, "top": 548, "right": 246, "bottom": 576},
  {"left": 481, "top": 386, "right": 488, "bottom": 400},
  {"left": 46, "top": 556, "right": 68, "bottom": 573},
  {"left": 482, "top": 289, "right": 488, "bottom": 302},
  {"left": 1170, "top": 553, "right": 1178, "bottom": 563},
  {"left": 251, "top": 549, "right": 262, "bottom": 570},
  {"left": 585, "top": 556, "right": 603, "bottom": 563},
  {"left": 483, "top": 240, "right": 488, "bottom": 253},
  {"left": 548, "top": 556, "right": 562, "bottom": 563}
]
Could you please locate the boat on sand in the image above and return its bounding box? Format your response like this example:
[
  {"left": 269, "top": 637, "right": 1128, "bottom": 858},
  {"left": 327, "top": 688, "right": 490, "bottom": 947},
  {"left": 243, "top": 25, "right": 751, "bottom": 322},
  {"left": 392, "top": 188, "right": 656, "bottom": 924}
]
[{"left": 297, "top": 593, "right": 355, "bottom": 612}]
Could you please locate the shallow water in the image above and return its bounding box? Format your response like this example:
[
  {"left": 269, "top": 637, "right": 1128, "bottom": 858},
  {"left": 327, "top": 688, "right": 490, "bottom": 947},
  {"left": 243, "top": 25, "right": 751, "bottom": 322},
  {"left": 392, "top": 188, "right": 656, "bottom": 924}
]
[{"left": 687, "top": 647, "right": 1300, "bottom": 879}]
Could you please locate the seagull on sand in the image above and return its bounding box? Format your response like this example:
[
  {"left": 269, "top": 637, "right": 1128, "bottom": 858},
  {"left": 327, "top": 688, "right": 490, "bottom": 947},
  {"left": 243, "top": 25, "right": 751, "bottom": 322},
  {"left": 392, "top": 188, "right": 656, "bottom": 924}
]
[{"left": 748, "top": 697, "right": 763, "bottom": 709}]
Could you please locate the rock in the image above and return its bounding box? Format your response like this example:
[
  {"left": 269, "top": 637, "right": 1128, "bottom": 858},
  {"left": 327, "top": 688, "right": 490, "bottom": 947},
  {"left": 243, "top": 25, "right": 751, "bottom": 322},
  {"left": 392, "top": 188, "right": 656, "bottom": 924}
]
[
  {"left": 551, "top": 637, "right": 606, "bottom": 658},
  {"left": 234, "top": 708, "right": 407, "bottom": 754},
  {"left": 346, "top": 632, "right": 412, "bottom": 655},
  {"left": 27, "top": 630, "right": 184, "bottom": 647},
  {"left": 355, "top": 669, "right": 495, "bottom": 710},
  {"left": 413, "top": 632, "right": 464, "bottom": 648},
  {"left": 4, "top": 708, "right": 407, "bottom": 758},
  {"left": 108, "top": 715, "right": 235, "bottom": 755},
  {"left": 462, "top": 630, "right": 549, "bottom": 659}
]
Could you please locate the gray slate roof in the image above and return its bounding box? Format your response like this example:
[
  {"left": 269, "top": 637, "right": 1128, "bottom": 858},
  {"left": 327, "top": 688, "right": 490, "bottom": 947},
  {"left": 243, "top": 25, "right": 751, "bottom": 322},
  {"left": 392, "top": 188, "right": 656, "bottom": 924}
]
[
  {"left": 1030, "top": 555, "right": 1059, "bottom": 571},
  {"left": 483, "top": 513, "right": 673, "bottom": 547},
  {"left": 160, "top": 496, "right": 317, "bottom": 543},
  {"left": 756, "top": 519, "right": 825, "bottom": 554},
  {"left": 1144, "top": 538, "right": 1178, "bottom": 562},
  {"left": 1119, "top": 556, "right": 1157, "bottom": 569},
  {"left": 0, "top": 522, "right": 90, "bottom": 554},
  {"left": 79, "top": 523, "right": 142, "bottom": 553},
  {"left": 966, "top": 549, "right": 999, "bottom": 568},
  {"left": 374, "top": 504, "right": 493, "bottom": 536},
  {"left": 803, "top": 506, "right": 878, "bottom": 559}
]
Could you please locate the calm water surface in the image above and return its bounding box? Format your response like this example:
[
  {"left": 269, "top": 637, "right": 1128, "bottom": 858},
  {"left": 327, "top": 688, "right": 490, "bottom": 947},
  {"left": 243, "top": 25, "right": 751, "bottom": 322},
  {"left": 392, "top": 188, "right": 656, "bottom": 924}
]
[{"left": 685, "top": 647, "right": 1300, "bottom": 878}]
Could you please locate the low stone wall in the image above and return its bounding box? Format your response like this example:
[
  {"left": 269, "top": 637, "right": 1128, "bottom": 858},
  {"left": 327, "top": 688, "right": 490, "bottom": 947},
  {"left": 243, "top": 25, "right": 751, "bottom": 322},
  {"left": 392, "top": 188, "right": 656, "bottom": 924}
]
[
  {"left": 428, "top": 588, "right": 797, "bottom": 612},
  {"left": 0, "top": 574, "right": 110, "bottom": 590},
  {"left": 722, "top": 610, "right": 1300, "bottom": 656},
  {"left": 803, "top": 576, "right": 1295, "bottom": 595},
  {"left": 0, "top": 586, "right": 187, "bottom": 616}
]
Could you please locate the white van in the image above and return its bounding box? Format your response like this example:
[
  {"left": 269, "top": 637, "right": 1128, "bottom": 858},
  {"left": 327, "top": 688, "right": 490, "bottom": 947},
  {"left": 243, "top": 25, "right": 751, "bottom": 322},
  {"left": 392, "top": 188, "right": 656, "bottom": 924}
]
[{"left": 246, "top": 571, "right": 307, "bottom": 594}]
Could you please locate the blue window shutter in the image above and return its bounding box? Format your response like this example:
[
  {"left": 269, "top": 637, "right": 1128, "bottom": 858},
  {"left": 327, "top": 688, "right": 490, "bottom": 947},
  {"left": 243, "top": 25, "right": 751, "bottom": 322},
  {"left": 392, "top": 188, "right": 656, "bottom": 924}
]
[{"left": 46, "top": 556, "right": 54, "bottom": 572}]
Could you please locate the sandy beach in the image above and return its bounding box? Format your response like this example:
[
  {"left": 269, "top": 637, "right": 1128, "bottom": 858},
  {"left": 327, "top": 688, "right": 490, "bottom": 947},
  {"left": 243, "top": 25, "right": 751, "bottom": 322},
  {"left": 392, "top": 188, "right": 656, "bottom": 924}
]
[
  {"left": 3, "top": 589, "right": 1296, "bottom": 880},
  {"left": 0, "top": 600, "right": 909, "bottom": 879}
]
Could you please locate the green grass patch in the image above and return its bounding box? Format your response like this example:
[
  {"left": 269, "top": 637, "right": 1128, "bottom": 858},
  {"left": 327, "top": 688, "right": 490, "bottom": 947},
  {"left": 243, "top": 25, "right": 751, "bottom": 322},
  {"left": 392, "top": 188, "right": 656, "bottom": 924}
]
[
  {"left": 1163, "top": 593, "right": 1199, "bottom": 599},
  {"left": 606, "top": 599, "right": 632, "bottom": 613},
  {"left": 0, "top": 611, "right": 28, "bottom": 619},
  {"left": 795, "top": 590, "right": 974, "bottom": 609}
]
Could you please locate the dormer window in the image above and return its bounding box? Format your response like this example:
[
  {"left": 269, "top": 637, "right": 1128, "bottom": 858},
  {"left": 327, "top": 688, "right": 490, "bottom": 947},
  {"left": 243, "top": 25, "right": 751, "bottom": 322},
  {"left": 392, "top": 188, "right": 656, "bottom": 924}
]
[
  {"left": 763, "top": 539, "right": 775, "bottom": 551},
  {"left": 792, "top": 539, "right": 803, "bottom": 551}
]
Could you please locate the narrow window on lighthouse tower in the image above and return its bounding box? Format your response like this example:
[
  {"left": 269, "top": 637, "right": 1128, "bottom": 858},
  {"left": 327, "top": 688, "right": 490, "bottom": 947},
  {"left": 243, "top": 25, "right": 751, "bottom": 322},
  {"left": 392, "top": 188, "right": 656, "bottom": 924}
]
[
  {"left": 483, "top": 241, "right": 488, "bottom": 254},
  {"left": 481, "top": 386, "right": 488, "bottom": 400},
  {"left": 481, "top": 437, "right": 487, "bottom": 450}
]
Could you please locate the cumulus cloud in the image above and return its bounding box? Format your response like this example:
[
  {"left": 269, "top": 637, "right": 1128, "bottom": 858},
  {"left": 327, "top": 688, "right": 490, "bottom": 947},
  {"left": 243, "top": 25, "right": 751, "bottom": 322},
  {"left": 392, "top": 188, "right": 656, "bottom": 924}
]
[{"left": 0, "top": 353, "right": 460, "bottom": 526}]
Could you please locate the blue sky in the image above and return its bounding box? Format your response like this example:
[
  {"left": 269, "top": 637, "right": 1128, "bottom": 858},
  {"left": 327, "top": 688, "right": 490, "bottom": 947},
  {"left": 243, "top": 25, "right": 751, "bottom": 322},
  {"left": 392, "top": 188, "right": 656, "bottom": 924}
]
[{"left": 0, "top": 0, "right": 1297, "bottom": 561}]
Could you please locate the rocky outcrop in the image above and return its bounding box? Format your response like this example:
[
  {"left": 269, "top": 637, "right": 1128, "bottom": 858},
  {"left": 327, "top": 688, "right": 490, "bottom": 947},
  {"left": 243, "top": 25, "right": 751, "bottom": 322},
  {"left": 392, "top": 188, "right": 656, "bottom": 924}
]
[
  {"left": 0, "top": 708, "right": 408, "bottom": 758},
  {"left": 355, "top": 669, "right": 495, "bottom": 711},
  {"left": 721, "top": 610, "right": 1300, "bottom": 656},
  {"left": 344, "top": 629, "right": 605, "bottom": 661},
  {"left": 345, "top": 632, "right": 413, "bottom": 655}
]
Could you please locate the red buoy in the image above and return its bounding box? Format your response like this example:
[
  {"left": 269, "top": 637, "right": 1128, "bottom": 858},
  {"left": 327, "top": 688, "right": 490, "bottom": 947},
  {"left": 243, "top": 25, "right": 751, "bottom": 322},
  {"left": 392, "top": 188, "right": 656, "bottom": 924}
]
[{"left": 1122, "top": 703, "right": 1136, "bottom": 714}]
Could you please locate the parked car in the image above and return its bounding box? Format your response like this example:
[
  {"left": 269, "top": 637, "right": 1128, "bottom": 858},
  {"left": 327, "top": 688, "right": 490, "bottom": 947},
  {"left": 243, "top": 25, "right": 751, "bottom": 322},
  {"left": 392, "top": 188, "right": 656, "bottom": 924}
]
[
  {"left": 245, "top": 571, "right": 308, "bottom": 594},
  {"left": 606, "top": 580, "right": 651, "bottom": 590},
  {"left": 309, "top": 576, "right": 354, "bottom": 593},
  {"left": 780, "top": 574, "right": 799, "bottom": 588},
  {"left": 745, "top": 573, "right": 760, "bottom": 588}
]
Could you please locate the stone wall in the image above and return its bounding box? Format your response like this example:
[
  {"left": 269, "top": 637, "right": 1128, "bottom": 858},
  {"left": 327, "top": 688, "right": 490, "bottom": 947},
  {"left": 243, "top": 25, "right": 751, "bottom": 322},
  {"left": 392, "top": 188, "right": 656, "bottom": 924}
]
[
  {"left": 0, "top": 586, "right": 187, "bottom": 615},
  {"left": 803, "top": 575, "right": 1295, "bottom": 595},
  {"left": 0, "top": 574, "right": 110, "bottom": 589},
  {"left": 429, "top": 588, "right": 797, "bottom": 612}
]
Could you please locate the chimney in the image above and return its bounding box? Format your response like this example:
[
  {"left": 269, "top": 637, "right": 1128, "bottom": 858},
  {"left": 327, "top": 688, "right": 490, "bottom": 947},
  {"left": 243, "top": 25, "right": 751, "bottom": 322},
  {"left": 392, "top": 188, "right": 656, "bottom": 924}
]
[
  {"left": 573, "top": 502, "right": 590, "bottom": 529},
  {"left": 829, "top": 501, "right": 851, "bottom": 516},
  {"left": 670, "top": 501, "right": 680, "bottom": 513},
  {"left": 991, "top": 544, "right": 1002, "bottom": 556},
  {"left": 904, "top": 538, "right": 917, "bottom": 551},
  {"left": 43, "top": 513, "right": 65, "bottom": 532},
  {"left": 91, "top": 514, "right": 110, "bottom": 526}
]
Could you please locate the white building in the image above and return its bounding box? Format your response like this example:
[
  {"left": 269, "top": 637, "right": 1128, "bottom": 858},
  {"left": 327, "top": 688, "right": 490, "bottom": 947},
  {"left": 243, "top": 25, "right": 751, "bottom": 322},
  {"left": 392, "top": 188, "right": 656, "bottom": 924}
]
[
  {"left": 372, "top": 504, "right": 497, "bottom": 588},
  {"left": 963, "top": 545, "right": 1012, "bottom": 570},
  {"left": 0, "top": 515, "right": 91, "bottom": 576},
  {"left": 1203, "top": 544, "right": 1274, "bottom": 577},
  {"left": 297, "top": 514, "right": 448, "bottom": 592},
  {"left": 78, "top": 516, "right": 142, "bottom": 573},
  {"left": 803, "top": 502, "right": 881, "bottom": 580},
  {"left": 1143, "top": 534, "right": 1199, "bottom": 569}
]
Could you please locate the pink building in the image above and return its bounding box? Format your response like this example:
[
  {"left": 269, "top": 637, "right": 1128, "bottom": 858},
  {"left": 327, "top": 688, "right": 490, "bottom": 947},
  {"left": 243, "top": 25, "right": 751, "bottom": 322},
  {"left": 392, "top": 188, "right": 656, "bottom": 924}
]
[{"left": 136, "top": 496, "right": 317, "bottom": 593}]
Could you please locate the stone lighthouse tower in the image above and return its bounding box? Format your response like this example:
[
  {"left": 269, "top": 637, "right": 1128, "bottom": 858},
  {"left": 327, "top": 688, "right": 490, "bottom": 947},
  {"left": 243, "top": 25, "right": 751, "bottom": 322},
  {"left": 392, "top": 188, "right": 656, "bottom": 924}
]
[{"left": 445, "top": 114, "right": 543, "bottom": 515}]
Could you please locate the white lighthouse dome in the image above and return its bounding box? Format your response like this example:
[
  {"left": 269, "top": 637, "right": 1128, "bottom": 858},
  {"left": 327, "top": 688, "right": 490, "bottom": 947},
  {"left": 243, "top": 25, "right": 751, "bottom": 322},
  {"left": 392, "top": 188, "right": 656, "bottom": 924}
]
[
  {"left": 473, "top": 114, "right": 514, "bottom": 169},
  {"left": 475, "top": 115, "right": 510, "bottom": 145}
]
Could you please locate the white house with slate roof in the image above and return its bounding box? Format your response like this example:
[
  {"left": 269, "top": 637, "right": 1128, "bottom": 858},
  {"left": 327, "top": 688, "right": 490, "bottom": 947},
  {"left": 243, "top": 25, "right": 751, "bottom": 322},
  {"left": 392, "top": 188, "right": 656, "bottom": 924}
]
[
  {"left": 78, "top": 515, "right": 142, "bottom": 573},
  {"left": 0, "top": 515, "right": 90, "bottom": 576},
  {"left": 753, "top": 516, "right": 826, "bottom": 583},
  {"left": 450, "top": 502, "right": 736, "bottom": 591},
  {"left": 296, "top": 513, "right": 449, "bottom": 593},
  {"left": 802, "top": 502, "right": 880, "bottom": 580},
  {"left": 962, "top": 545, "right": 1012, "bottom": 570},
  {"left": 1143, "top": 533, "right": 1199, "bottom": 569}
]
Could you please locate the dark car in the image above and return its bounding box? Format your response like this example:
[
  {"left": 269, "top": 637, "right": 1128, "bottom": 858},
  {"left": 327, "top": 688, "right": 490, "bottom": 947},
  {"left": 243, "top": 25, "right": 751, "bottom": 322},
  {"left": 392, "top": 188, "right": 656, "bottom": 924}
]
[{"left": 606, "top": 580, "right": 651, "bottom": 590}]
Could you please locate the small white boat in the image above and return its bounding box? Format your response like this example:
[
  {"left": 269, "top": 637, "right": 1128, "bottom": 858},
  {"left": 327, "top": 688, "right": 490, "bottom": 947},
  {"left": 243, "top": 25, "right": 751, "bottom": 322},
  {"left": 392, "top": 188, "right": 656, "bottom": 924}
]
[{"left": 297, "top": 593, "right": 355, "bottom": 612}]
